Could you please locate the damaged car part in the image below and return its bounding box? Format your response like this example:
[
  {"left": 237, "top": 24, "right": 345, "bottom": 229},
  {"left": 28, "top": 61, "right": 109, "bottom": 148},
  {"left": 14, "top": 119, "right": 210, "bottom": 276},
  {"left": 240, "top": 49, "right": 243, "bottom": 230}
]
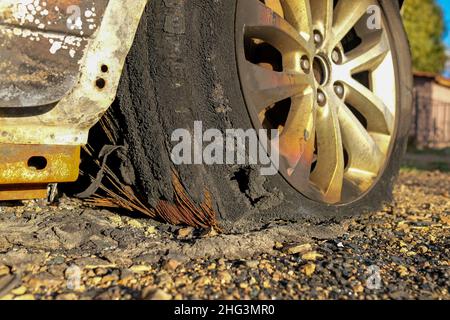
[
  {"left": 96, "top": 0, "right": 412, "bottom": 229},
  {"left": 0, "top": 0, "right": 147, "bottom": 198},
  {"left": 0, "top": 0, "right": 412, "bottom": 231},
  {"left": 0, "top": 144, "right": 79, "bottom": 200}
]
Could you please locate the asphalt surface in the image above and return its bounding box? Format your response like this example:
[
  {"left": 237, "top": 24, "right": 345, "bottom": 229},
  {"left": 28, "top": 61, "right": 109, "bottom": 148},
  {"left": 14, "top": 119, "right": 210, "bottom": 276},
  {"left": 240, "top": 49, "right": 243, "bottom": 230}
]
[{"left": 0, "top": 169, "right": 448, "bottom": 300}]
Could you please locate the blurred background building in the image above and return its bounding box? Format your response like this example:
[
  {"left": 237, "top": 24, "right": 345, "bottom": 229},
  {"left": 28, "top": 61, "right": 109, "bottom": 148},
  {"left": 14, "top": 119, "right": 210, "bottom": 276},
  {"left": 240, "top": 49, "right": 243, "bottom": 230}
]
[
  {"left": 403, "top": 0, "right": 450, "bottom": 149},
  {"left": 413, "top": 72, "right": 450, "bottom": 148}
]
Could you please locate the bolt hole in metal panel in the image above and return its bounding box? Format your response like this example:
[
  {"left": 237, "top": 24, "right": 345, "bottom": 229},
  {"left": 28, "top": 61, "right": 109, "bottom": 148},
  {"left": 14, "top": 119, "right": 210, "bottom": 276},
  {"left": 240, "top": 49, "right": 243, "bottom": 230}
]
[
  {"left": 27, "top": 156, "right": 48, "bottom": 171},
  {"left": 96, "top": 78, "right": 106, "bottom": 89}
]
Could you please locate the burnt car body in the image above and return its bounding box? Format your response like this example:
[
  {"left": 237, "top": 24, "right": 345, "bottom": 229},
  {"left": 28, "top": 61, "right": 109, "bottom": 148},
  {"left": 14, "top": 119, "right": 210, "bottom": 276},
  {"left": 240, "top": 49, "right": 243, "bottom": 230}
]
[{"left": 0, "top": 0, "right": 146, "bottom": 200}]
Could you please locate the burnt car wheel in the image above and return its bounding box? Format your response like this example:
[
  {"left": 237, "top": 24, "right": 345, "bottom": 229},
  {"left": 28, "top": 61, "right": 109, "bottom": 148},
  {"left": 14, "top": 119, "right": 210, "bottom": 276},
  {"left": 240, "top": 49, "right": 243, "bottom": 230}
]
[{"left": 106, "top": 0, "right": 412, "bottom": 230}]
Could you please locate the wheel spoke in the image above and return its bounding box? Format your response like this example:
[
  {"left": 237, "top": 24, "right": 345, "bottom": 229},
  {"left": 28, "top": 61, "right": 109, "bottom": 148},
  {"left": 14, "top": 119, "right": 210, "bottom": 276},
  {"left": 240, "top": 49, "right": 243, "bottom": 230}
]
[
  {"left": 344, "top": 170, "right": 378, "bottom": 195},
  {"left": 242, "top": 0, "right": 312, "bottom": 54},
  {"left": 264, "top": 0, "right": 284, "bottom": 17},
  {"left": 343, "top": 78, "right": 395, "bottom": 134},
  {"left": 280, "top": 0, "right": 314, "bottom": 41},
  {"left": 344, "top": 31, "right": 389, "bottom": 74},
  {"left": 332, "top": 0, "right": 373, "bottom": 47},
  {"left": 242, "top": 61, "right": 312, "bottom": 113},
  {"left": 310, "top": 0, "right": 334, "bottom": 38},
  {"left": 370, "top": 132, "right": 391, "bottom": 155},
  {"left": 338, "top": 100, "right": 384, "bottom": 176},
  {"left": 278, "top": 92, "right": 316, "bottom": 181},
  {"left": 310, "top": 98, "right": 345, "bottom": 203}
]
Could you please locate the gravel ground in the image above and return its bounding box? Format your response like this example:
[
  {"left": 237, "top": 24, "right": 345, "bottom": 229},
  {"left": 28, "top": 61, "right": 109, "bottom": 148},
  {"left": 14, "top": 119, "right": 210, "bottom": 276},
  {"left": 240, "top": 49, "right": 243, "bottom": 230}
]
[{"left": 0, "top": 169, "right": 448, "bottom": 300}]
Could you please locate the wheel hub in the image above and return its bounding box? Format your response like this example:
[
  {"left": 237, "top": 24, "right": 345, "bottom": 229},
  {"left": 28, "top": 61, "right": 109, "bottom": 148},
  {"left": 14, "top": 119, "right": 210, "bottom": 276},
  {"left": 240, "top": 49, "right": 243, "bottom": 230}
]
[
  {"left": 312, "top": 55, "right": 329, "bottom": 86},
  {"left": 235, "top": 0, "right": 397, "bottom": 205}
]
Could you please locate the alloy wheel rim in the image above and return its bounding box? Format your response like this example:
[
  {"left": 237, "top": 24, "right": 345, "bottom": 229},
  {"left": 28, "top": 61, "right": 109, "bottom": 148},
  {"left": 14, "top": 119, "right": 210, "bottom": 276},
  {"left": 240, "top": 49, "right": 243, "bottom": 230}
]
[{"left": 235, "top": 0, "right": 398, "bottom": 204}]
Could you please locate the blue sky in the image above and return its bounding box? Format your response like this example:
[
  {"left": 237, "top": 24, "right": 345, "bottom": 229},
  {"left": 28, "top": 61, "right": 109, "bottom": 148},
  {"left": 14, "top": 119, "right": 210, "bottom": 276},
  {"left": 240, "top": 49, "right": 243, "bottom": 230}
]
[
  {"left": 436, "top": 0, "right": 450, "bottom": 47},
  {"left": 436, "top": 0, "right": 450, "bottom": 76}
]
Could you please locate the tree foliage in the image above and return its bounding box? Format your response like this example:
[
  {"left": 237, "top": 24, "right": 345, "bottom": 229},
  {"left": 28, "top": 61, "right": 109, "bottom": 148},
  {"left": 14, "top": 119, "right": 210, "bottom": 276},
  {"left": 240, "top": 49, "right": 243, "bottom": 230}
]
[{"left": 402, "top": 0, "right": 447, "bottom": 74}]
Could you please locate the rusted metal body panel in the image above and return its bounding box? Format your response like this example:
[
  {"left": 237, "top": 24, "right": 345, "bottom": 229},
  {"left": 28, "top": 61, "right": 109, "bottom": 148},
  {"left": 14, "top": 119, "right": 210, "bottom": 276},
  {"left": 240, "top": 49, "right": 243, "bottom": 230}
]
[
  {"left": 0, "top": 144, "right": 80, "bottom": 200},
  {"left": 0, "top": 0, "right": 148, "bottom": 199},
  {"left": 0, "top": 144, "right": 80, "bottom": 184}
]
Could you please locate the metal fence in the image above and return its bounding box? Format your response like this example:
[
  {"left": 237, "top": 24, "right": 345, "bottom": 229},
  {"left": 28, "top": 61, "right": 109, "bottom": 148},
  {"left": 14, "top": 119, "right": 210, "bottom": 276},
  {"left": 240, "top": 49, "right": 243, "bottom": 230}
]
[{"left": 412, "top": 95, "right": 450, "bottom": 149}]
